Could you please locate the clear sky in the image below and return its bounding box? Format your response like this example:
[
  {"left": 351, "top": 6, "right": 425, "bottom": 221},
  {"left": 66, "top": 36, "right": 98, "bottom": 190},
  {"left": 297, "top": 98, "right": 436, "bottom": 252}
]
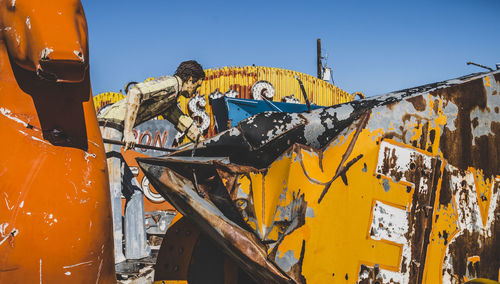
[{"left": 82, "top": 0, "right": 500, "bottom": 97}]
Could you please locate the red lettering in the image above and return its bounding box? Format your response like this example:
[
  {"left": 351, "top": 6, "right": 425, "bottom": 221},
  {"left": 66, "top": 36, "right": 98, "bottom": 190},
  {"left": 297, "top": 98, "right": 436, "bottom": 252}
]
[
  {"left": 152, "top": 130, "right": 168, "bottom": 148},
  {"left": 139, "top": 131, "right": 152, "bottom": 152}
]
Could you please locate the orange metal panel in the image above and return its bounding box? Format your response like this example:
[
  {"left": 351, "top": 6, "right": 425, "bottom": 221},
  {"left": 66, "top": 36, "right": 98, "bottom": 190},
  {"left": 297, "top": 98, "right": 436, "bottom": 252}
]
[{"left": 0, "top": 1, "right": 115, "bottom": 282}]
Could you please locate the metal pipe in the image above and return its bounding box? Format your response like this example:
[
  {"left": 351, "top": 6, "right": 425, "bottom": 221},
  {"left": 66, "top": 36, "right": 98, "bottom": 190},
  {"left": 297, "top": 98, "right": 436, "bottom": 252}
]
[
  {"left": 102, "top": 138, "right": 176, "bottom": 152},
  {"left": 317, "top": 39, "right": 322, "bottom": 79},
  {"left": 295, "top": 76, "right": 312, "bottom": 112},
  {"left": 466, "top": 61, "right": 494, "bottom": 72}
]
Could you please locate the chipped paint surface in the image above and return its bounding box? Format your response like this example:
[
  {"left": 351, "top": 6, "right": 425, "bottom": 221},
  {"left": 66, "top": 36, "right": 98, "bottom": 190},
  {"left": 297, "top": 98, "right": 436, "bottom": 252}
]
[
  {"left": 0, "top": 0, "right": 115, "bottom": 282},
  {"left": 369, "top": 201, "right": 408, "bottom": 244},
  {"left": 140, "top": 70, "right": 500, "bottom": 283}
]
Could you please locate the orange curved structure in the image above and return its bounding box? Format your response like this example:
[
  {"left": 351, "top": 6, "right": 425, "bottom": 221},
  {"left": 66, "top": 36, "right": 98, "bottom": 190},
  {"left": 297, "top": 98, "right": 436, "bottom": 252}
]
[{"left": 0, "top": 0, "right": 115, "bottom": 283}]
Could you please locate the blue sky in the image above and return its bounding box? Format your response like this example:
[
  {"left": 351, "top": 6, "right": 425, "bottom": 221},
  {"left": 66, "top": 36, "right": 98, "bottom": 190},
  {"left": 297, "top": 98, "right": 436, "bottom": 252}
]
[{"left": 82, "top": 0, "right": 499, "bottom": 97}]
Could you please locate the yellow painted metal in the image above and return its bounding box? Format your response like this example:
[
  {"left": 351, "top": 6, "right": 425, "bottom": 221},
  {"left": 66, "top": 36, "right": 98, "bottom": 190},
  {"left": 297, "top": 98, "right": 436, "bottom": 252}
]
[
  {"left": 232, "top": 93, "right": 499, "bottom": 282},
  {"left": 236, "top": 134, "right": 413, "bottom": 282},
  {"left": 93, "top": 91, "right": 125, "bottom": 113}
]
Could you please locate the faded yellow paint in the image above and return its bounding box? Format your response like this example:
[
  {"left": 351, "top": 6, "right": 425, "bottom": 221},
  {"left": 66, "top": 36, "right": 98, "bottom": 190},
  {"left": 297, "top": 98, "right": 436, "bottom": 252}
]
[
  {"left": 286, "top": 131, "right": 412, "bottom": 282},
  {"left": 237, "top": 126, "right": 421, "bottom": 281},
  {"left": 473, "top": 169, "right": 494, "bottom": 227},
  {"left": 235, "top": 89, "right": 497, "bottom": 282},
  {"left": 468, "top": 256, "right": 481, "bottom": 263},
  {"left": 92, "top": 92, "right": 125, "bottom": 113},
  {"left": 238, "top": 156, "right": 293, "bottom": 241},
  {"left": 423, "top": 196, "right": 459, "bottom": 283},
  {"left": 426, "top": 95, "right": 449, "bottom": 155},
  {"left": 409, "top": 119, "right": 424, "bottom": 144}
]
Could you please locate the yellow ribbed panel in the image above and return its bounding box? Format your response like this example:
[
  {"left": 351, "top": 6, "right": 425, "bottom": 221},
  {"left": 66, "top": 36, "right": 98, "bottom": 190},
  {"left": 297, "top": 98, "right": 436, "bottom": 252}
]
[{"left": 93, "top": 92, "right": 125, "bottom": 113}]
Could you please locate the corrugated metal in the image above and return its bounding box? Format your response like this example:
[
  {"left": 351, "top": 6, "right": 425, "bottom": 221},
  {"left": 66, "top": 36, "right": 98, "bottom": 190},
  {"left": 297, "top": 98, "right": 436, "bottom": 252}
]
[
  {"left": 93, "top": 92, "right": 125, "bottom": 113},
  {"left": 182, "top": 65, "right": 350, "bottom": 104}
]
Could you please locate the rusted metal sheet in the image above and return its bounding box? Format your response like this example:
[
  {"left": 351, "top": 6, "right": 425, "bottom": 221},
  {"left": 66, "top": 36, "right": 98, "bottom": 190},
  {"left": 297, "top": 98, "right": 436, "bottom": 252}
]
[
  {"left": 139, "top": 71, "right": 500, "bottom": 283},
  {"left": 0, "top": 0, "right": 115, "bottom": 282}
]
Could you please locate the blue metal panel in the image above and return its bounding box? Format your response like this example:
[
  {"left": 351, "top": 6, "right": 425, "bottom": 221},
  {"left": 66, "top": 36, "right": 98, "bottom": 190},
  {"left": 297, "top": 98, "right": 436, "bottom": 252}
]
[{"left": 211, "top": 97, "right": 324, "bottom": 132}]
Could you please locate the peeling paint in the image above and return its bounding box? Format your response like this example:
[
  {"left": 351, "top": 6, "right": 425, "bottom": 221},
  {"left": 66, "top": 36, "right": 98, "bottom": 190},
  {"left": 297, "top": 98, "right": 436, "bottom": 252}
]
[
  {"left": 370, "top": 201, "right": 409, "bottom": 245},
  {"left": 0, "top": 228, "right": 18, "bottom": 246},
  {"left": 40, "top": 47, "right": 53, "bottom": 60},
  {"left": 358, "top": 264, "right": 404, "bottom": 283},
  {"left": 382, "top": 179, "right": 391, "bottom": 192},
  {"left": 274, "top": 250, "right": 298, "bottom": 273},
  {"left": 84, "top": 152, "right": 96, "bottom": 164},
  {"left": 139, "top": 71, "right": 500, "bottom": 283}
]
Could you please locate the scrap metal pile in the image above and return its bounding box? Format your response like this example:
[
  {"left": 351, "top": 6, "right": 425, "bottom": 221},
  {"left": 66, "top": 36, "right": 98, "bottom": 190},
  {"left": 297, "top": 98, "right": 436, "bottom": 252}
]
[
  {"left": 0, "top": 0, "right": 499, "bottom": 283},
  {"left": 139, "top": 71, "right": 500, "bottom": 283}
]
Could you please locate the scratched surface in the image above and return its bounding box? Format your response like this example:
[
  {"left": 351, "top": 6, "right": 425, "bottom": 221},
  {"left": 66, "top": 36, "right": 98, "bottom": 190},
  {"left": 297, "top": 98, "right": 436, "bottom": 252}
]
[
  {"left": 140, "top": 71, "right": 500, "bottom": 283},
  {"left": 0, "top": 0, "right": 115, "bottom": 283}
]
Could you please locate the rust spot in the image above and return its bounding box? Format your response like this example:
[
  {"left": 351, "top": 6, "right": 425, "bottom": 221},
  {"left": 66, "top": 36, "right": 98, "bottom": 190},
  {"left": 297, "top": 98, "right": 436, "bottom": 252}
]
[
  {"left": 433, "top": 99, "right": 439, "bottom": 114},
  {"left": 494, "top": 72, "right": 500, "bottom": 84},
  {"left": 447, "top": 204, "right": 500, "bottom": 282},
  {"left": 380, "top": 147, "right": 398, "bottom": 176},
  {"left": 436, "top": 78, "right": 499, "bottom": 177},
  {"left": 401, "top": 256, "right": 408, "bottom": 274},
  {"left": 473, "top": 121, "right": 500, "bottom": 178},
  {"left": 358, "top": 264, "right": 390, "bottom": 284},
  {"left": 386, "top": 101, "right": 398, "bottom": 111},
  {"left": 404, "top": 158, "right": 442, "bottom": 284},
  {"left": 438, "top": 230, "right": 449, "bottom": 245},
  {"left": 429, "top": 129, "right": 436, "bottom": 144},
  {"left": 439, "top": 167, "right": 452, "bottom": 206},
  {"left": 495, "top": 106, "right": 499, "bottom": 113},
  {"left": 418, "top": 122, "right": 429, "bottom": 150},
  {"left": 471, "top": 117, "right": 479, "bottom": 129},
  {"left": 407, "top": 95, "right": 427, "bottom": 112}
]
